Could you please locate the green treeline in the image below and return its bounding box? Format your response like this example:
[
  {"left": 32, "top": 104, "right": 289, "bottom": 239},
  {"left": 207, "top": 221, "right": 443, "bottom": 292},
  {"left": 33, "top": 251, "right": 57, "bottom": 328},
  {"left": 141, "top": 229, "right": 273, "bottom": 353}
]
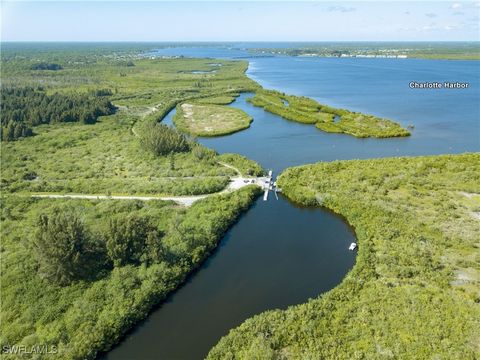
[
  {"left": 1, "top": 186, "right": 261, "bottom": 359},
  {"left": 1, "top": 87, "right": 116, "bottom": 141},
  {"left": 209, "top": 153, "right": 480, "bottom": 359},
  {"left": 34, "top": 208, "right": 164, "bottom": 286},
  {"left": 248, "top": 89, "right": 410, "bottom": 138},
  {"left": 0, "top": 58, "right": 260, "bottom": 197}
]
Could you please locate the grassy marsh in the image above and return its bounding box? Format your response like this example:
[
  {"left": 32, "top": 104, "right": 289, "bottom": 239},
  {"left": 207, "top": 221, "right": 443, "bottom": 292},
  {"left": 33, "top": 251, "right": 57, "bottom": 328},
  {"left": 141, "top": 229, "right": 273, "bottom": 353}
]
[{"left": 174, "top": 102, "right": 253, "bottom": 137}]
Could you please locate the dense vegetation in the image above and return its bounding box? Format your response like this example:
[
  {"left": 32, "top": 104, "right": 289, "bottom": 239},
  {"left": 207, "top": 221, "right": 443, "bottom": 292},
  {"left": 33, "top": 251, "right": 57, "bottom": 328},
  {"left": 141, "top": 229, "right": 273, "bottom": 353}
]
[
  {"left": 249, "top": 89, "right": 410, "bottom": 138},
  {"left": 194, "top": 93, "right": 239, "bottom": 105},
  {"left": 0, "top": 44, "right": 268, "bottom": 359},
  {"left": 217, "top": 153, "right": 264, "bottom": 177},
  {"left": 34, "top": 207, "right": 106, "bottom": 285},
  {"left": 0, "top": 111, "right": 234, "bottom": 196},
  {"left": 1, "top": 186, "right": 261, "bottom": 359},
  {"left": 139, "top": 123, "right": 190, "bottom": 156},
  {"left": 1, "top": 52, "right": 260, "bottom": 196},
  {"left": 209, "top": 153, "right": 480, "bottom": 359},
  {"left": 1, "top": 87, "right": 116, "bottom": 141},
  {"left": 173, "top": 102, "right": 253, "bottom": 137},
  {"left": 4, "top": 43, "right": 473, "bottom": 360}
]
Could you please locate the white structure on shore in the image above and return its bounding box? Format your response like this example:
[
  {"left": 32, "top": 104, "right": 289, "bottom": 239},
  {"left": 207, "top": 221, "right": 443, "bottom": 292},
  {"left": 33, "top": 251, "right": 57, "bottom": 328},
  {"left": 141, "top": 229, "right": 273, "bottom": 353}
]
[{"left": 340, "top": 54, "right": 408, "bottom": 59}]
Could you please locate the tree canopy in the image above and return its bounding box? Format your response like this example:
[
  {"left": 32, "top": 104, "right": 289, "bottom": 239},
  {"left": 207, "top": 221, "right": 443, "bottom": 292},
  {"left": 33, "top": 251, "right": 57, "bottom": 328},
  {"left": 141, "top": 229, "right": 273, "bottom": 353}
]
[
  {"left": 106, "top": 214, "right": 164, "bottom": 267},
  {"left": 34, "top": 207, "right": 104, "bottom": 285},
  {"left": 1, "top": 87, "right": 116, "bottom": 141}
]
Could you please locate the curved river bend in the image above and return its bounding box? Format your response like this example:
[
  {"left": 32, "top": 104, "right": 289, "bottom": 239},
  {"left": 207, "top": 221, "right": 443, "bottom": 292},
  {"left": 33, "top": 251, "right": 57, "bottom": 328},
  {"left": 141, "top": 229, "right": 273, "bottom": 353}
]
[{"left": 102, "top": 46, "right": 479, "bottom": 360}]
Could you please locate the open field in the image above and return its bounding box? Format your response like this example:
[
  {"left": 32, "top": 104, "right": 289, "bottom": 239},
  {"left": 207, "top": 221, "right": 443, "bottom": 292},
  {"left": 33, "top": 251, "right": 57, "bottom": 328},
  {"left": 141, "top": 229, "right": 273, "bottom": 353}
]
[
  {"left": 209, "top": 153, "right": 480, "bottom": 359},
  {"left": 249, "top": 89, "right": 410, "bottom": 138},
  {"left": 174, "top": 102, "right": 253, "bottom": 136}
]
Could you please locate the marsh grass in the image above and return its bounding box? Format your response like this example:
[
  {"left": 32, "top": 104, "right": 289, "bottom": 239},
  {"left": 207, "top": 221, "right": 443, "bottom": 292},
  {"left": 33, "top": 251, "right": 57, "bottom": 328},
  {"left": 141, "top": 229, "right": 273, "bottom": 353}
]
[{"left": 173, "top": 102, "right": 253, "bottom": 137}]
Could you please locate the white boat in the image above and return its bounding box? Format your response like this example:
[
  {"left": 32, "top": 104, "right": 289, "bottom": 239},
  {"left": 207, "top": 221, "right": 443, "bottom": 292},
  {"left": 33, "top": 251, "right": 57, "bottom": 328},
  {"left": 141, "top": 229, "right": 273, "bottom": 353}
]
[{"left": 349, "top": 242, "right": 357, "bottom": 251}]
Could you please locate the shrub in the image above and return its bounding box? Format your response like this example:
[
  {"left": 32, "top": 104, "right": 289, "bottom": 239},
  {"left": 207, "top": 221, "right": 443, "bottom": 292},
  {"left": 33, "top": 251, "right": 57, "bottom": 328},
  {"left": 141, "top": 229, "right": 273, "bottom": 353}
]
[
  {"left": 34, "top": 207, "right": 104, "bottom": 285},
  {"left": 139, "top": 123, "right": 190, "bottom": 156},
  {"left": 105, "top": 214, "right": 164, "bottom": 267}
]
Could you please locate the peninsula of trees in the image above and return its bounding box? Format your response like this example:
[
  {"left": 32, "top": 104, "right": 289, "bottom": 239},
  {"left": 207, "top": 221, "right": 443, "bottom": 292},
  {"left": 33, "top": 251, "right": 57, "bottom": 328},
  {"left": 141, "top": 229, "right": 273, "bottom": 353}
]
[{"left": 248, "top": 89, "right": 410, "bottom": 138}]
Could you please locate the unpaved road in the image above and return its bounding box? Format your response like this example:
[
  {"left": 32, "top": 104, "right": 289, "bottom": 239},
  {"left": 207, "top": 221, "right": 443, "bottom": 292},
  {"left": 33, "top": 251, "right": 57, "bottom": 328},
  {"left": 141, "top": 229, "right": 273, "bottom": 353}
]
[{"left": 31, "top": 176, "right": 268, "bottom": 206}]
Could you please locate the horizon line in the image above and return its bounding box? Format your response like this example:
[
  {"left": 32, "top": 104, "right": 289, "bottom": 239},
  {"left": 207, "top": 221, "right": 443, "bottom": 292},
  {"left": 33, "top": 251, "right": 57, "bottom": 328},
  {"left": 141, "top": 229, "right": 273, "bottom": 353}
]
[{"left": 2, "top": 40, "right": 480, "bottom": 43}]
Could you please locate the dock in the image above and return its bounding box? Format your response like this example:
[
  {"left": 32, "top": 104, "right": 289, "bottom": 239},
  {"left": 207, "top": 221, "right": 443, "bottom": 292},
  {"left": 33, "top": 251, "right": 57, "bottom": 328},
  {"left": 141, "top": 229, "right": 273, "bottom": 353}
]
[
  {"left": 263, "top": 170, "right": 273, "bottom": 201},
  {"left": 263, "top": 170, "right": 281, "bottom": 201},
  {"left": 263, "top": 189, "right": 269, "bottom": 201}
]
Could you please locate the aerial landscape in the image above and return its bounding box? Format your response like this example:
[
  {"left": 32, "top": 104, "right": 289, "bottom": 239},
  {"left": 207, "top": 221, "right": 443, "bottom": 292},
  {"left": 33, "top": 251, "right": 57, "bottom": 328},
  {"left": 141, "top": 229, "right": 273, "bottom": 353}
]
[{"left": 1, "top": 1, "right": 479, "bottom": 359}]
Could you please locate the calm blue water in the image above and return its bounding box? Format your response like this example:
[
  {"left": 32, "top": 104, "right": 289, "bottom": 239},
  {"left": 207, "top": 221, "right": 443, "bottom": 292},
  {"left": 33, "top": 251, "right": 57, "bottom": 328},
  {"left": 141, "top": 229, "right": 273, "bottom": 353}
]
[
  {"left": 104, "top": 46, "right": 479, "bottom": 360},
  {"left": 155, "top": 46, "right": 480, "bottom": 171},
  {"left": 103, "top": 197, "right": 355, "bottom": 360}
]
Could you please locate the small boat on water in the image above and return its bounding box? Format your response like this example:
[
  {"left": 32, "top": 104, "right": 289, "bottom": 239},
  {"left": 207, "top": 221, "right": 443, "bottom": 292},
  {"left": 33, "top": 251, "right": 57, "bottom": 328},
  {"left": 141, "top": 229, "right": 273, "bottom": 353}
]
[{"left": 349, "top": 242, "right": 357, "bottom": 251}]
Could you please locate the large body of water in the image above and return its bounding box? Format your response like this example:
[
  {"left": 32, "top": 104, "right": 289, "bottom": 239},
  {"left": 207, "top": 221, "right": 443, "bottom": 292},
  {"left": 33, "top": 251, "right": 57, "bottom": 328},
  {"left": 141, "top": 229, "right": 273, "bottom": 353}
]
[{"left": 103, "top": 45, "right": 479, "bottom": 360}]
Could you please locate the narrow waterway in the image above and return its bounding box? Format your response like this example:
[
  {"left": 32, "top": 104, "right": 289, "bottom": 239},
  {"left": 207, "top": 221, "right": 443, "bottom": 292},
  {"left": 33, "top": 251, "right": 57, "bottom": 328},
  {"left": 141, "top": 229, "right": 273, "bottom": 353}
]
[
  {"left": 102, "top": 95, "right": 359, "bottom": 360},
  {"left": 103, "top": 196, "right": 356, "bottom": 360},
  {"left": 103, "top": 46, "right": 479, "bottom": 360}
]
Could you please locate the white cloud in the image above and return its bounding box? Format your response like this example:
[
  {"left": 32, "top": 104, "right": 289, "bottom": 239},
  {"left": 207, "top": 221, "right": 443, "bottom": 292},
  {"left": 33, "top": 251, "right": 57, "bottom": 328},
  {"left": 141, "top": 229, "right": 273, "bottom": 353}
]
[
  {"left": 397, "top": 22, "right": 461, "bottom": 33},
  {"left": 325, "top": 6, "right": 356, "bottom": 13},
  {"left": 451, "top": 3, "right": 462, "bottom": 9}
]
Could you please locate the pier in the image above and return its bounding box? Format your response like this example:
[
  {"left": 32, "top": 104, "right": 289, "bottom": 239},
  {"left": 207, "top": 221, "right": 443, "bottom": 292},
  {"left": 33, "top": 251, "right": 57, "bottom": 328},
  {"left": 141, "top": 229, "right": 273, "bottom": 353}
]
[
  {"left": 262, "top": 170, "right": 281, "bottom": 201},
  {"left": 263, "top": 170, "right": 272, "bottom": 201}
]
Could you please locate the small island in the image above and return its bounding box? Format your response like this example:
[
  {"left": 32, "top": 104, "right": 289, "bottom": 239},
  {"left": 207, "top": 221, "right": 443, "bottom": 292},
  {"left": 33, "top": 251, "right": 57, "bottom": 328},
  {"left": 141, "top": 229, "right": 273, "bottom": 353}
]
[
  {"left": 249, "top": 89, "right": 410, "bottom": 138},
  {"left": 173, "top": 102, "right": 253, "bottom": 137}
]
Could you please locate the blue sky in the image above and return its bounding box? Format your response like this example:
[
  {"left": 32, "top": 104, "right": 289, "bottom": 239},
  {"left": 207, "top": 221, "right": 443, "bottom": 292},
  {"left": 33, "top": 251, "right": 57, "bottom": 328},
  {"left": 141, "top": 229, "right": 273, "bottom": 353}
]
[{"left": 2, "top": 1, "right": 479, "bottom": 41}]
